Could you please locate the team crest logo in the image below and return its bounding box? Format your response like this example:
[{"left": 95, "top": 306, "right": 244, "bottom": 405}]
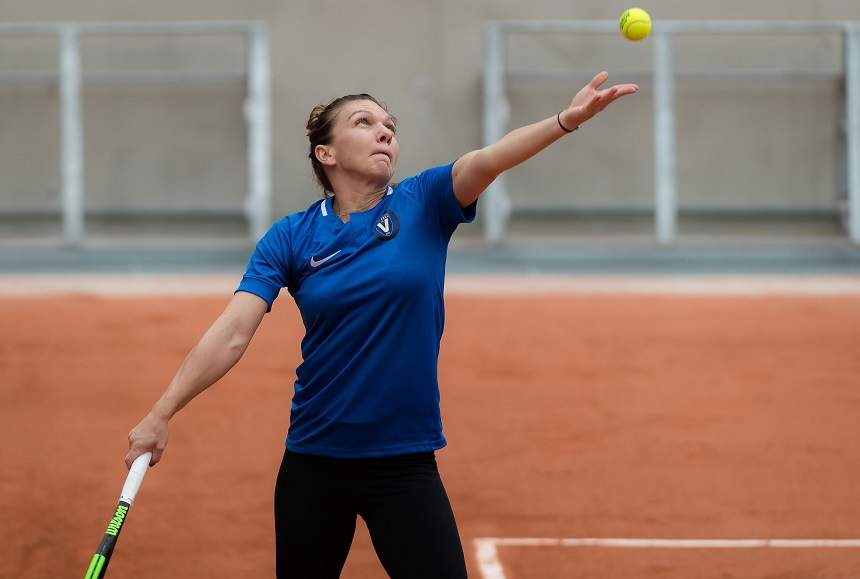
[{"left": 373, "top": 211, "right": 399, "bottom": 240}]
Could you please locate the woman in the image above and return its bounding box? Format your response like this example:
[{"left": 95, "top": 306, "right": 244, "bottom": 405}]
[{"left": 125, "top": 71, "right": 637, "bottom": 578}]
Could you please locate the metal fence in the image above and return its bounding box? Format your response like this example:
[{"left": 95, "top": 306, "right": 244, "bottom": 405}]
[
  {"left": 0, "top": 20, "right": 271, "bottom": 245},
  {"left": 483, "top": 20, "right": 860, "bottom": 245}
]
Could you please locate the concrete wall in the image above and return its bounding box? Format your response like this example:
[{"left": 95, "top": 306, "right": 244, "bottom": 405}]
[{"left": 0, "top": 0, "right": 858, "bottom": 220}]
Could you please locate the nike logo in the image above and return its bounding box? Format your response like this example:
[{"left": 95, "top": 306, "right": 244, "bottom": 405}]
[{"left": 310, "top": 250, "right": 341, "bottom": 268}]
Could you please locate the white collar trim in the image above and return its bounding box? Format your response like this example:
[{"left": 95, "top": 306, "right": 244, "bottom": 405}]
[{"left": 321, "top": 187, "right": 392, "bottom": 217}]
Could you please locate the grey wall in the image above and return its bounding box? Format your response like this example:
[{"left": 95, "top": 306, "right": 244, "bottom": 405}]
[{"left": 0, "top": 0, "right": 859, "bottom": 219}]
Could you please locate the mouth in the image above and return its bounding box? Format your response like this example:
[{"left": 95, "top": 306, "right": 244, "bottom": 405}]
[{"left": 371, "top": 151, "right": 391, "bottom": 162}]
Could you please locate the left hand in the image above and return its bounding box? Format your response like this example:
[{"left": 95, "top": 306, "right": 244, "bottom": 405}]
[{"left": 560, "top": 71, "right": 639, "bottom": 130}]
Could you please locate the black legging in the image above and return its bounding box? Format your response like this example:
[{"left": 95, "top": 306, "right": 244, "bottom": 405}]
[{"left": 274, "top": 449, "right": 468, "bottom": 579}]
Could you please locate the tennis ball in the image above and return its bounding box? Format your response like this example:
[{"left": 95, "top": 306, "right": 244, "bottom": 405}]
[{"left": 619, "top": 7, "right": 651, "bottom": 41}]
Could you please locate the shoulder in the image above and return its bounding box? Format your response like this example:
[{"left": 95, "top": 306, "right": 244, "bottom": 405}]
[
  {"left": 293, "top": 197, "right": 328, "bottom": 222},
  {"left": 394, "top": 161, "right": 456, "bottom": 198},
  {"left": 257, "top": 198, "right": 321, "bottom": 250},
  {"left": 273, "top": 197, "right": 328, "bottom": 233}
]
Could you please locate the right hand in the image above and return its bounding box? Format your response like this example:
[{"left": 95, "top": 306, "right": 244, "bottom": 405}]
[{"left": 125, "top": 410, "right": 169, "bottom": 469}]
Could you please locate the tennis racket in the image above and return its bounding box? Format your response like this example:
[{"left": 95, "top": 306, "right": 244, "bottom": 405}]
[{"left": 83, "top": 452, "right": 152, "bottom": 579}]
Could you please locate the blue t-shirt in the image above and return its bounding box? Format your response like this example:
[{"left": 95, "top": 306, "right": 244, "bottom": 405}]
[{"left": 236, "top": 162, "right": 476, "bottom": 458}]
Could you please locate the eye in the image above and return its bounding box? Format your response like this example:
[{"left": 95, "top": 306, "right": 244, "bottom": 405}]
[
  {"left": 356, "top": 117, "right": 370, "bottom": 125},
  {"left": 385, "top": 124, "right": 396, "bottom": 133}
]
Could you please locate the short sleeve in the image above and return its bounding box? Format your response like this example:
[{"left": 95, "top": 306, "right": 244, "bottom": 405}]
[
  {"left": 415, "top": 161, "right": 477, "bottom": 235},
  {"left": 235, "top": 218, "right": 291, "bottom": 312}
]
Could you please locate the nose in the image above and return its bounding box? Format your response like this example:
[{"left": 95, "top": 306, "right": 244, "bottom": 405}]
[{"left": 378, "top": 126, "right": 393, "bottom": 144}]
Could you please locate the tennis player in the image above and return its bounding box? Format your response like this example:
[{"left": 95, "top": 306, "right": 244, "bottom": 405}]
[{"left": 125, "top": 71, "right": 637, "bottom": 578}]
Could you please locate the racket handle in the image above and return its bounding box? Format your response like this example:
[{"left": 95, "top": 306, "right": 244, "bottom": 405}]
[
  {"left": 83, "top": 452, "right": 153, "bottom": 579},
  {"left": 120, "top": 452, "right": 152, "bottom": 504}
]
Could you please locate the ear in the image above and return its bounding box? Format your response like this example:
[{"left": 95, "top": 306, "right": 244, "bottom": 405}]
[{"left": 315, "top": 144, "right": 336, "bottom": 167}]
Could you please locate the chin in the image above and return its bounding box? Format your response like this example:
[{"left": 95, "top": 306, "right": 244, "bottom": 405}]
[{"left": 370, "top": 166, "right": 394, "bottom": 184}]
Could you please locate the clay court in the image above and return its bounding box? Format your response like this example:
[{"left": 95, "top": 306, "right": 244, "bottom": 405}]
[{"left": 3, "top": 278, "right": 860, "bottom": 578}]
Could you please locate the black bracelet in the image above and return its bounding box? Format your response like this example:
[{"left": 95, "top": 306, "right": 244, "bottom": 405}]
[{"left": 557, "top": 111, "right": 578, "bottom": 133}]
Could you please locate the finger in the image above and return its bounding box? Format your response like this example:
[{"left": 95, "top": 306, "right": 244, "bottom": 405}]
[
  {"left": 126, "top": 438, "right": 155, "bottom": 466},
  {"left": 613, "top": 84, "right": 639, "bottom": 95},
  {"left": 589, "top": 70, "right": 609, "bottom": 89},
  {"left": 607, "top": 87, "right": 639, "bottom": 106},
  {"left": 594, "top": 89, "right": 613, "bottom": 108},
  {"left": 151, "top": 446, "right": 164, "bottom": 466},
  {"left": 125, "top": 450, "right": 140, "bottom": 470}
]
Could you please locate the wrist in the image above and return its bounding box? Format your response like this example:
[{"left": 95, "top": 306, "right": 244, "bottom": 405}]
[
  {"left": 150, "top": 399, "right": 175, "bottom": 421},
  {"left": 557, "top": 110, "right": 580, "bottom": 133}
]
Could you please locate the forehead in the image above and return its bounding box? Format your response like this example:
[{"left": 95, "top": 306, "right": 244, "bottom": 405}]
[{"left": 339, "top": 100, "right": 391, "bottom": 120}]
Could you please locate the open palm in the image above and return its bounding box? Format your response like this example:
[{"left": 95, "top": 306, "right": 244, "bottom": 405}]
[{"left": 563, "top": 71, "right": 639, "bottom": 128}]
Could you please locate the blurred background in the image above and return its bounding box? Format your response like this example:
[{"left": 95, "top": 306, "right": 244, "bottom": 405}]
[{"left": 0, "top": 0, "right": 859, "bottom": 273}]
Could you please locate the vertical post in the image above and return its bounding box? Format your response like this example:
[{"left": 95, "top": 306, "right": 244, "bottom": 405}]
[
  {"left": 60, "top": 26, "right": 84, "bottom": 245},
  {"left": 482, "top": 23, "right": 511, "bottom": 245},
  {"left": 245, "top": 22, "right": 272, "bottom": 241},
  {"left": 847, "top": 25, "right": 860, "bottom": 243},
  {"left": 653, "top": 28, "right": 677, "bottom": 245}
]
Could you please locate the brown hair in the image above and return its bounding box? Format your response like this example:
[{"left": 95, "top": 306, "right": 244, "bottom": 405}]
[{"left": 306, "top": 93, "right": 396, "bottom": 197}]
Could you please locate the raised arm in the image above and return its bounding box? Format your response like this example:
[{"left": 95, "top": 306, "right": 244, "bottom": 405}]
[
  {"left": 124, "top": 291, "right": 269, "bottom": 468},
  {"left": 451, "top": 71, "right": 638, "bottom": 207}
]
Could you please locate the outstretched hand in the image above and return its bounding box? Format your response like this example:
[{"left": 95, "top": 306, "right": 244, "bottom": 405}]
[{"left": 560, "top": 71, "right": 639, "bottom": 130}]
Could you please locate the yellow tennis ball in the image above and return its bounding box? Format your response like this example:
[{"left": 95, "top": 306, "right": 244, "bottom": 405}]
[{"left": 619, "top": 7, "right": 651, "bottom": 41}]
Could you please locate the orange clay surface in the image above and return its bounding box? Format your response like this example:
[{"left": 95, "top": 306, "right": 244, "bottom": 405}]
[{"left": 2, "top": 294, "right": 860, "bottom": 578}]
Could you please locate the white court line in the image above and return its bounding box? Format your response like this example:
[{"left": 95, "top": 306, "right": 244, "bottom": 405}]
[
  {"left": 2, "top": 273, "right": 860, "bottom": 296},
  {"left": 474, "top": 537, "right": 860, "bottom": 579}
]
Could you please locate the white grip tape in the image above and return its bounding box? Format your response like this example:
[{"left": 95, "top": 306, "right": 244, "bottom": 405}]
[{"left": 120, "top": 452, "right": 152, "bottom": 505}]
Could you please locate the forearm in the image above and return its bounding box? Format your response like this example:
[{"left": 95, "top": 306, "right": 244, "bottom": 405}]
[
  {"left": 453, "top": 72, "right": 636, "bottom": 208},
  {"left": 151, "top": 317, "right": 252, "bottom": 420},
  {"left": 479, "top": 112, "right": 574, "bottom": 176}
]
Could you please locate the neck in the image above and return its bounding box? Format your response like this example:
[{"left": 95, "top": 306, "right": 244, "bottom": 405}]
[{"left": 331, "top": 182, "right": 389, "bottom": 222}]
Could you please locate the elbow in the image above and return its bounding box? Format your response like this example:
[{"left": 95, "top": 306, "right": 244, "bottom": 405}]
[
  {"left": 216, "top": 304, "right": 262, "bottom": 358},
  {"left": 216, "top": 317, "right": 254, "bottom": 359},
  {"left": 226, "top": 330, "right": 253, "bottom": 357},
  {"left": 453, "top": 148, "right": 501, "bottom": 205},
  {"left": 473, "top": 147, "right": 504, "bottom": 180}
]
